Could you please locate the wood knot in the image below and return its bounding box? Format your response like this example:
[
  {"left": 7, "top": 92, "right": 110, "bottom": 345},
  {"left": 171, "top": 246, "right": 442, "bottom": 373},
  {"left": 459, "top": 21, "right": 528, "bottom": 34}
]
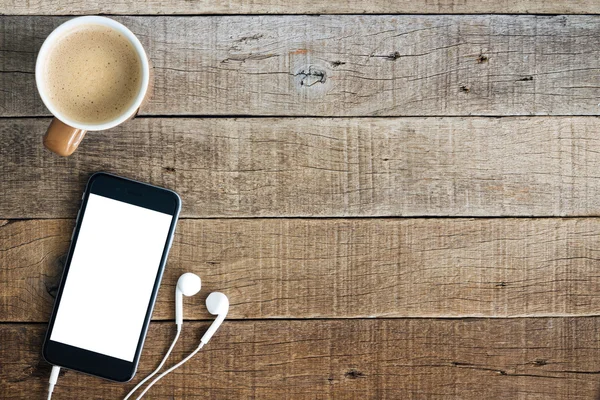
[
  {"left": 295, "top": 66, "right": 327, "bottom": 87},
  {"left": 234, "top": 33, "right": 263, "bottom": 44},
  {"left": 345, "top": 369, "right": 366, "bottom": 379},
  {"left": 452, "top": 361, "right": 469, "bottom": 367},
  {"left": 45, "top": 281, "right": 60, "bottom": 299},
  {"left": 387, "top": 51, "right": 401, "bottom": 60},
  {"left": 477, "top": 53, "right": 489, "bottom": 63},
  {"left": 45, "top": 254, "right": 67, "bottom": 299},
  {"left": 330, "top": 60, "right": 346, "bottom": 68}
]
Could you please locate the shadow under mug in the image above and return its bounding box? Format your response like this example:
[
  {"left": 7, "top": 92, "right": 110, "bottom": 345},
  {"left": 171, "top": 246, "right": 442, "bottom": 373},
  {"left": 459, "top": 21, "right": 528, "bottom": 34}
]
[{"left": 35, "top": 16, "right": 151, "bottom": 157}]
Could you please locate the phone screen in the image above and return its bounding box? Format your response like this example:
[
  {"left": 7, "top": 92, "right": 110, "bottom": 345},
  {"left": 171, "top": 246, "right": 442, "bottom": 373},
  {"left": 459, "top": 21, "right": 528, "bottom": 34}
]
[{"left": 50, "top": 193, "right": 174, "bottom": 362}]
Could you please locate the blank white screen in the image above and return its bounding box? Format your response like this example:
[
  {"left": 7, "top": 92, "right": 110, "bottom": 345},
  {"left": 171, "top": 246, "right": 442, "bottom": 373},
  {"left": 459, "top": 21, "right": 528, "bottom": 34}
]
[{"left": 50, "top": 193, "right": 173, "bottom": 362}]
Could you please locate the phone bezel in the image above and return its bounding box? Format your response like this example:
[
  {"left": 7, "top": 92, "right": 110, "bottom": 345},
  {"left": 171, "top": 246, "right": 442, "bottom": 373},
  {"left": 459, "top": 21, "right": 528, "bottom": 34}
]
[{"left": 42, "top": 172, "right": 181, "bottom": 382}]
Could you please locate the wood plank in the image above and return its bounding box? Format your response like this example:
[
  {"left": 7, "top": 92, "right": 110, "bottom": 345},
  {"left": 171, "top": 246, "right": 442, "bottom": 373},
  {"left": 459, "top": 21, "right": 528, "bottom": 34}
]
[
  {"left": 2, "top": 318, "right": 600, "bottom": 399},
  {"left": 2, "top": 15, "right": 600, "bottom": 117},
  {"left": 2, "top": 0, "right": 599, "bottom": 15},
  {"left": 3, "top": 117, "right": 600, "bottom": 218},
  {"left": 4, "top": 218, "right": 600, "bottom": 322}
]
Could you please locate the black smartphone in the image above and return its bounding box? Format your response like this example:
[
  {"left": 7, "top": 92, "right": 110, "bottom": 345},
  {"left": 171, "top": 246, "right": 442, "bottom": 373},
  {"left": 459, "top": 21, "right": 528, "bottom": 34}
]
[{"left": 43, "top": 172, "right": 181, "bottom": 382}]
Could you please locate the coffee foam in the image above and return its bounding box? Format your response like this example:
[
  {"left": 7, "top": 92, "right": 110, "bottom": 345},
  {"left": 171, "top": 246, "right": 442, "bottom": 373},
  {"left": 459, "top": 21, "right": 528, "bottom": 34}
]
[{"left": 44, "top": 24, "right": 142, "bottom": 125}]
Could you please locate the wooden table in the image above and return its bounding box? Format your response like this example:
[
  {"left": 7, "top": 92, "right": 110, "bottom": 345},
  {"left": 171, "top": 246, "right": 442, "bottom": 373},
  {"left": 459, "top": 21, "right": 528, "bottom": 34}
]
[{"left": 2, "top": 1, "right": 600, "bottom": 399}]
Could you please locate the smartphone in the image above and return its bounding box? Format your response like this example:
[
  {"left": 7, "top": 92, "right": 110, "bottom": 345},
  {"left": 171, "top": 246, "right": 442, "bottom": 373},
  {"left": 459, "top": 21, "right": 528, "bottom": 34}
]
[{"left": 43, "top": 172, "right": 181, "bottom": 382}]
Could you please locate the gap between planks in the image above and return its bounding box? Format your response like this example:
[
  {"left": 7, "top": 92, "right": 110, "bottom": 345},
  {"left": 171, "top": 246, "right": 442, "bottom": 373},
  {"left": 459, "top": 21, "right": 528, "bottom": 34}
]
[{"left": 4, "top": 314, "right": 600, "bottom": 326}]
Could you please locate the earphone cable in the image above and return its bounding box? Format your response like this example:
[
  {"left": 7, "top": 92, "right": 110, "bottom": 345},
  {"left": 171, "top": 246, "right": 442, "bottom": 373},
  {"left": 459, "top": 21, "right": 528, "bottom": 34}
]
[
  {"left": 123, "top": 326, "right": 182, "bottom": 400},
  {"left": 135, "top": 342, "right": 205, "bottom": 400}
]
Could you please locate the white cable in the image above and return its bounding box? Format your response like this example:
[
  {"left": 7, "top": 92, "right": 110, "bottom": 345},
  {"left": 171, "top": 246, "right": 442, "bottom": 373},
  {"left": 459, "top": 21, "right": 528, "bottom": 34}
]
[
  {"left": 47, "top": 365, "right": 61, "bottom": 400},
  {"left": 124, "top": 327, "right": 182, "bottom": 400},
  {"left": 135, "top": 342, "right": 205, "bottom": 400}
]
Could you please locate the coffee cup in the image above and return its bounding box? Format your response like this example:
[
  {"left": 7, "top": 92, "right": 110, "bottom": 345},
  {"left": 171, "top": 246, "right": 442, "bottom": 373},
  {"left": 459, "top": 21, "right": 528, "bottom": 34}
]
[{"left": 35, "top": 16, "right": 151, "bottom": 156}]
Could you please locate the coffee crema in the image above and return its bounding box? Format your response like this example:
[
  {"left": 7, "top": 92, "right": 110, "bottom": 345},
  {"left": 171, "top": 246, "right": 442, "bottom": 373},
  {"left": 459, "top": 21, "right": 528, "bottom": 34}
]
[{"left": 44, "top": 24, "right": 142, "bottom": 125}]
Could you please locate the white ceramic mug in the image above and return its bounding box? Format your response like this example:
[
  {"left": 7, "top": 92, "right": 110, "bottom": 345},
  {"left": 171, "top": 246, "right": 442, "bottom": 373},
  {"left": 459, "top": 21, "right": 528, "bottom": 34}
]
[{"left": 35, "top": 16, "right": 151, "bottom": 156}]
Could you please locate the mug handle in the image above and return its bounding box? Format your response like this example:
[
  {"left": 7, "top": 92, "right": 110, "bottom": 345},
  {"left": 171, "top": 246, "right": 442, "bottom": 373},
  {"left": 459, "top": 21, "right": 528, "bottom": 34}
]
[{"left": 43, "top": 118, "right": 87, "bottom": 157}]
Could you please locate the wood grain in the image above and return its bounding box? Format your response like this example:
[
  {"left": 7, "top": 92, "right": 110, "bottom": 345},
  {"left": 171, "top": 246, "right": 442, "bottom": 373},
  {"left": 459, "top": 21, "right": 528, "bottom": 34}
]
[
  {"left": 4, "top": 117, "right": 600, "bottom": 218},
  {"left": 2, "top": 0, "right": 599, "bottom": 15},
  {"left": 3, "top": 318, "right": 600, "bottom": 399},
  {"left": 4, "top": 218, "right": 600, "bottom": 322},
  {"left": 2, "top": 15, "right": 600, "bottom": 117}
]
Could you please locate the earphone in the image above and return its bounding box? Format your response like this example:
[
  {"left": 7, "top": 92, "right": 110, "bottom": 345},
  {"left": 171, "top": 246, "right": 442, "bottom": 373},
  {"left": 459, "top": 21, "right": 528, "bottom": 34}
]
[
  {"left": 124, "top": 273, "right": 202, "bottom": 399},
  {"left": 134, "top": 291, "right": 229, "bottom": 399},
  {"left": 124, "top": 273, "right": 229, "bottom": 400}
]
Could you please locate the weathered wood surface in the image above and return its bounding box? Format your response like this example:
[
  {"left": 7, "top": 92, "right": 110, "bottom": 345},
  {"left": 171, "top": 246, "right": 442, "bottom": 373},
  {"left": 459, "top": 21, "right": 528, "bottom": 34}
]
[
  {"left": 2, "top": 6, "right": 599, "bottom": 400},
  {"left": 2, "top": 15, "right": 600, "bottom": 117},
  {"left": 5, "top": 117, "right": 600, "bottom": 218},
  {"left": 2, "top": 318, "right": 600, "bottom": 399},
  {"left": 5, "top": 217, "right": 600, "bottom": 322},
  {"left": 2, "top": 0, "right": 599, "bottom": 15}
]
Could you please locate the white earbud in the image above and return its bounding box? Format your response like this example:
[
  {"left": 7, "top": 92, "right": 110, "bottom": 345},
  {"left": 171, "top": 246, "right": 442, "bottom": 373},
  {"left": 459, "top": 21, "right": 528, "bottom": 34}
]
[
  {"left": 201, "top": 292, "right": 229, "bottom": 344},
  {"left": 175, "top": 272, "right": 201, "bottom": 327}
]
